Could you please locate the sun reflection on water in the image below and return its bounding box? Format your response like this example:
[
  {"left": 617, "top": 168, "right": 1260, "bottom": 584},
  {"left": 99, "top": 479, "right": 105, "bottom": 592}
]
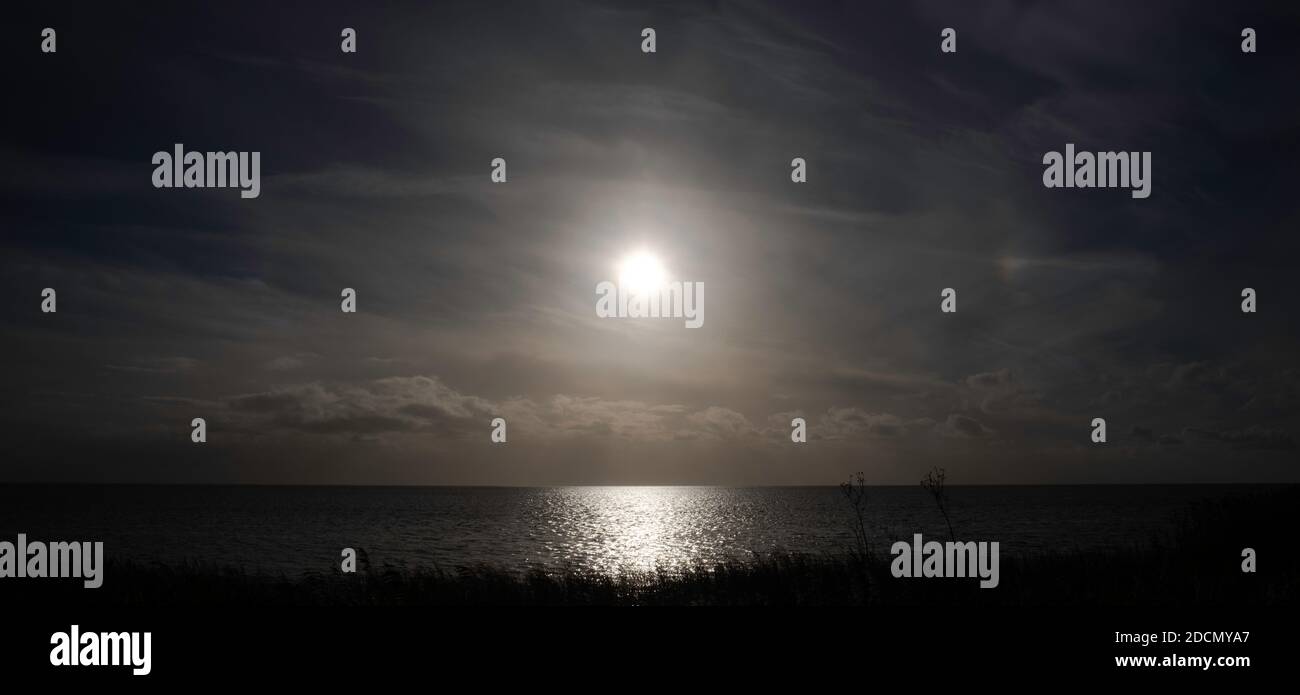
[{"left": 536, "top": 486, "right": 743, "bottom": 574}]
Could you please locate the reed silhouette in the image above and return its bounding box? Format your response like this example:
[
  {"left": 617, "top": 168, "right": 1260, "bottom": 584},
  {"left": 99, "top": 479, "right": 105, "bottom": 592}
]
[{"left": 921, "top": 466, "right": 956, "bottom": 542}]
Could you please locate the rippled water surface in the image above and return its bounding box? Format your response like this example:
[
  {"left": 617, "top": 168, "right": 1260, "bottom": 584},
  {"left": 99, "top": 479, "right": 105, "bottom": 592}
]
[{"left": 0, "top": 485, "right": 1271, "bottom": 575}]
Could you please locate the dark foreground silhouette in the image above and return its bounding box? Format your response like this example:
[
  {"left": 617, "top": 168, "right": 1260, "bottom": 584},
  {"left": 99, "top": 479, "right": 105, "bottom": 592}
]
[{"left": 5, "top": 487, "right": 1295, "bottom": 607}]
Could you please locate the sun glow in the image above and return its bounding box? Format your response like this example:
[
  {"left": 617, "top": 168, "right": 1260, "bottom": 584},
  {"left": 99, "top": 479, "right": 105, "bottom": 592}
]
[{"left": 616, "top": 250, "right": 667, "bottom": 295}]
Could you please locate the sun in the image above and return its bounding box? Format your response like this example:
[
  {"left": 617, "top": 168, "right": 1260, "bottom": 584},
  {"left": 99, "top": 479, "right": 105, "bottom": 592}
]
[{"left": 617, "top": 251, "right": 667, "bottom": 295}]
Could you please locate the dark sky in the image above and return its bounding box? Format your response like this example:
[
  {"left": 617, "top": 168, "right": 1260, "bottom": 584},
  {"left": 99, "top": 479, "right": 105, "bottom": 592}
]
[{"left": 2, "top": 1, "right": 1298, "bottom": 485}]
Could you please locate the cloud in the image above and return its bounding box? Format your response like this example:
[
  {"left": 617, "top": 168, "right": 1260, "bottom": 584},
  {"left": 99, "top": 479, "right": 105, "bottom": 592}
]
[
  {"left": 938, "top": 414, "right": 995, "bottom": 438},
  {"left": 264, "top": 354, "right": 319, "bottom": 371},
  {"left": 965, "top": 368, "right": 1015, "bottom": 390},
  {"left": 815, "top": 407, "right": 933, "bottom": 440},
  {"left": 105, "top": 357, "right": 200, "bottom": 374},
  {"left": 1183, "top": 426, "right": 1295, "bottom": 452},
  {"left": 685, "top": 406, "right": 758, "bottom": 440},
  {"left": 221, "top": 376, "right": 766, "bottom": 443},
  {"left": 225, "top": 376, "right": 495, "bottom": 437},
  {"left": 1168, "top": 361, "right": 1232, "bottom": 390},
  {"left": 218, "top": 374, "right": 977, "bottom": 447},
  {"left": 961, "top": 368, "right": 1043, "bottom": 416}
]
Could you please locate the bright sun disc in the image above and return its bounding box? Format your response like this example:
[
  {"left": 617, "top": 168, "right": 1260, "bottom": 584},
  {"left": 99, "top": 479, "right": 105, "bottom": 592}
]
[{"left": 617, "top": 251, "right": 667, "bottom": 295}]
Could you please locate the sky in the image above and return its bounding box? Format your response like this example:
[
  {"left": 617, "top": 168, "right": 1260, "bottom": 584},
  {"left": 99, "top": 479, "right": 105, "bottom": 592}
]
[{"left": 2, "top": 0, "right": 1298, "bottom": 485}]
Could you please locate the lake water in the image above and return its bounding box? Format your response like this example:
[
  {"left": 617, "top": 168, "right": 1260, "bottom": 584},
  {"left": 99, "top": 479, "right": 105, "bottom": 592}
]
[{"left": 0, "top": 484, "right": 1272, "bottom": 575}]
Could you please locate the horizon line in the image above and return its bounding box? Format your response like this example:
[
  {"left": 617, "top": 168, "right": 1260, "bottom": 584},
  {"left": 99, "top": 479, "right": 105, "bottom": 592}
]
[{"left": 0, "top": 481, "right": 1293, "bottom": 488}]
